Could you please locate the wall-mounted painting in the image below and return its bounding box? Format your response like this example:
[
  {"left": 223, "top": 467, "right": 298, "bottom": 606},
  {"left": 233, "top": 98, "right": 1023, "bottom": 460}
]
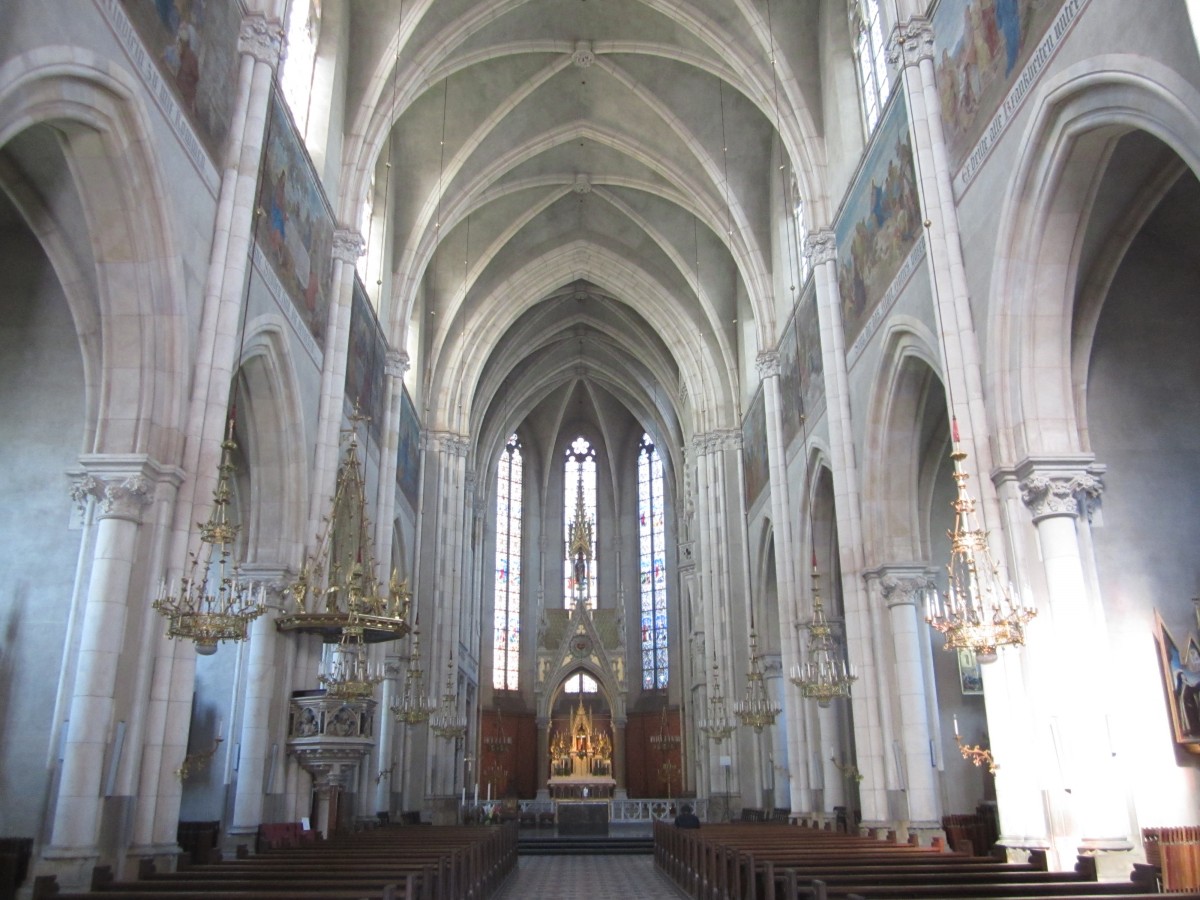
[
  {"left": 957, "top": 648, "right": 984, "bottom": 695},
  {"left": 778, "top": 285, "right": 824, "bottom": 453},
  {"left": 742, "top": 388, "right": 768, "bottom": 508},
  {"left": 257, "top": 88, "right": 335, "bottom": 347},
  {"left": 933, "top": 0, "right": 1070, "bottom": 174},
  {"left": 834, "top": 92, "right": 921, "bottom": 349},
  {"left": 119, "top": 0, "right": 240, "bottom": 158},
  {"left": 396, "top": 387, "right": 421, "bottom": 512},
  {"left": 1154, "top": 607, "right": 1200, "bottom": 754},
  {"left": 345, "top": 277, "right": 387, "bottom": 445}
]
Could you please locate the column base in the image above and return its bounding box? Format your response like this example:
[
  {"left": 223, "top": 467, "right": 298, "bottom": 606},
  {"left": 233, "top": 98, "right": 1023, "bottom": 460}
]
[
  {"left": 858, "top": 820, "right": 893, "bottom": 840},
  {"left": 126, "top": 842, "right": 184, "bottom": 875},
  {"left": 37, "top": 847, "right": 100, "bottom": 892},
  {"left": 1078, "top": 840, "right": 1137, "bottom": 881},
  {"left": 905, "top": 822, "right": 947, "bottom": 848},
  {"left": 426, "top": 795, "right": 460, "bottom": 826}
]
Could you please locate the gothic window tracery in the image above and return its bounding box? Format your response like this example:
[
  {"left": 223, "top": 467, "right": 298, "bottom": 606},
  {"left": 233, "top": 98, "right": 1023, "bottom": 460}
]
[{"left": 493, "top": 433, "right": 522, "bottom": 690}]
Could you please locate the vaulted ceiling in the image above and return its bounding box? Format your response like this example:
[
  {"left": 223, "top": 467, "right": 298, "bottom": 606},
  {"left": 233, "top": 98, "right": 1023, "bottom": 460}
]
[{"left": 335, "top": 0, "right": 829, "bottom": 464}]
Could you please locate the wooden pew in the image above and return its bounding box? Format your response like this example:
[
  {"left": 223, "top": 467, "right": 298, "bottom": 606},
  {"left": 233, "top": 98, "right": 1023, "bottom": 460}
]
[{"left": 32, "top": 822, "right": 516, "bottom": 900}]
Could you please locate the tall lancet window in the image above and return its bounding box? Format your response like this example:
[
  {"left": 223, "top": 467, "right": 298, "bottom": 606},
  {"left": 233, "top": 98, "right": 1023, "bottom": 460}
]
[
  {"left": 493, "top": 433, "right": 522, "bottom": 691},
  {"left": 564, "top": 436, "right": 597, "bottom": 609},
  {"left": 638, "top": 433, "right": 669, "bottom": 688},
  {"left": 851, "top": 0, "right": 890, "bottom": 134},
  {"left": 280, "top": 0, "right": 321, "bottom": 135}
]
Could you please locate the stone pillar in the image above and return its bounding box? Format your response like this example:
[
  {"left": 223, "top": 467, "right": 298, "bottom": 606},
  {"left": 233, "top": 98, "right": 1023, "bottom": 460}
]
[
  {"left": 805, "top": 230, "right": 883, "bottom": 826},
  {"left": 877, "top": 568, "right": 941, "bottom": 834},
  {"left": 46, "top": 466, "right": 155, "bottom": 876},
  {"left": 229, "top": 572, "right": 287, "bottom": 841},
  {"left": 127, "top": 12, "right": 285, "bottom": 864},
  {"left": 373, "top": 660, "right": 401, "bottom": 815},
  {"left": 612, "top": 719, "right": 627, "bottom": 800},
  {"left": 535, "top": 716, "right": 551, "bottom": 801},
  {"left": 1017, "top": 461, "right": 1131, "bottom": 864},
  {"left": 374, "top": 351, "right": 411, "bottom": 582},
  {"left": 307, "top": 227, "right": 366, "bottom": 541}
]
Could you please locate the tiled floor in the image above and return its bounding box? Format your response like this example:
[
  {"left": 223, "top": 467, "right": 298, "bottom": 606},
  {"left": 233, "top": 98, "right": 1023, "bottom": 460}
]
[{"left": 492, "top": 855, "right": 689, "bottom": 898}]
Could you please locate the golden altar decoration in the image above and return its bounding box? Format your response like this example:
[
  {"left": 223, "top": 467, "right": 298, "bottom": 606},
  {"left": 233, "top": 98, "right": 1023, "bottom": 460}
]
[{"left": 548, "top": 696, "right": 615, "bottom": 798}]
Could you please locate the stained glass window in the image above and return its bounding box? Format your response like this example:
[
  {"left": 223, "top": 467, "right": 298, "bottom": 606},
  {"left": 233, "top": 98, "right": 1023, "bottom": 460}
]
[
  {"left": 852, "top": 0, "right": 891, "bottom": 134},
  {"left": 639, "top": 433, "right": 668, "bottom": 689},
  {"left": 493, "top": 433, "right": 522, "bottom": 691},
  {"left": 562, "top": 671, "right": 599, "bottom": 694},
  {"left": 564, "top": 437, "right": 598, "bottom": 608}
]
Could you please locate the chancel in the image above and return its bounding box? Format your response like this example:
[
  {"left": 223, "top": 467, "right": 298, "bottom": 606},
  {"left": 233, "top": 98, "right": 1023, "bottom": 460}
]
[{"left": 3, "top": 0, "right": 1200, "bottom": 897}]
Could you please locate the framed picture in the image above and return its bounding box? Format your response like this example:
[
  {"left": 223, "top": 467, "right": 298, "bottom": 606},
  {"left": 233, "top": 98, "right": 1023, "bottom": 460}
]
[
  {"left": 957, "top": 648, "right": 984, "bottom": 695},
  {"left": 1153, "top": 609, "right": 1200, "bottom": 754}
]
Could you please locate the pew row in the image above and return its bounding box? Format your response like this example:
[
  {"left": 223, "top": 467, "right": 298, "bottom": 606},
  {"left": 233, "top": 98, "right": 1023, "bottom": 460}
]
[{"left": 32, "top": 823, "right": 516, "bottom": 900}]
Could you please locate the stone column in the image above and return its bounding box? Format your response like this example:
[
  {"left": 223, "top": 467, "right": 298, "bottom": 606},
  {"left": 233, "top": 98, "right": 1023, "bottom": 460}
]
[
  {"left": 229, "top": 572, "right": 287, "bottom": 841},
  {"left": 805, "top": 230, "right": 882, "bottom": 827},
  {"left": 1017, "top": 461, "right": 1131, "bottom": 863},
  {"left": 535, "top": 716, "right": 550, "bottom": 802},
  {"left": 46, "top": 466, "right": 155, "bottom": 876},
  {"left": 374, "top": 351, "right": 411, "bottom": 582},
  {"left": 877, "top": 568, "right": 941, "bottom": 836},
  {"left": 307, "top": 228, "right": 366, "bottom": 540},
  {"left": 612, "top": 719, "right": 627, "bottom": 799},
  {"left": 373, "top": 660, "right": 401, "bottom": 815}
]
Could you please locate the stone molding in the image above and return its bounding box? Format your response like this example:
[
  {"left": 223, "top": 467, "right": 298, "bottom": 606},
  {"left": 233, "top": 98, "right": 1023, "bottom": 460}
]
[
  {"left": 332, "top": 229, "right": 366, "bottom": 264},
  {"left": 70, "top": 455, "right": 182, "bottom": 521},
  {"left": 692, "top": 429, "right": 741, "bottom": 454},
  {"left": 571, "top": 41, "right": 595, "bottom": 68},
  {"left": 239, "top": 14, "right": 285, "bottom": 67},
  {"left": 888, "top": 17, "right": 935, "bottom": 69},
  {"left": 756, "top": 351, "right": 781, "bottom": 379},
  {"left": 804, "top": 229, "right": 836, "bottom": 266}
]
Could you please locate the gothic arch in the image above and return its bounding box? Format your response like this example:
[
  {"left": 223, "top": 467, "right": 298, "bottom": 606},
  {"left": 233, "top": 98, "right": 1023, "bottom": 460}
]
[
  {"left": 860, "top": 319, "right": 943, "bottom": 566},
  {"left": 988, "top": 56, "right": 1200, "bottom": 463},
  {"left": 234, "top": 316, "right": 309, "bottom": 569},
  {"left": 0, "top": 52, "right": 189, "bottom": 459}
]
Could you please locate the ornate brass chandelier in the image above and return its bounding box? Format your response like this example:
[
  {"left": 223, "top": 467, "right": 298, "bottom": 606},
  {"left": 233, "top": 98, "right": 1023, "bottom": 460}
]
[
  {"left": 277, "top": 425, "right": 411, "bottom": 645},
  {"left": 735, "top": 631, "right": 781, "bottom": 732},
  {"left": 154, "top": 423, "right": 266, "bottom": 655},
  {"left": 391, "top": 627, "right": 436, "bottom": 724},
  {"left": 429, "top": 659, "right": 467, "bottom": 740},
  {"left": 926, "top": 426, "right": 1035, "bottom": 664},
  {"left": 698, "top": 659, "right": 736, "bottom": 743},
  {"left": 319, "top": 626, "right": 383, "bottom": 702},
  {"left": 790, "top": 564, "right": 855, "bottom": 707}
]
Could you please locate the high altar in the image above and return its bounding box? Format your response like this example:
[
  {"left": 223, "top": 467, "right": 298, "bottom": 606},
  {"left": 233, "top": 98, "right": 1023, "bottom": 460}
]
[{"left": 547, "top": 696, "right": 615, "bottom": 799}]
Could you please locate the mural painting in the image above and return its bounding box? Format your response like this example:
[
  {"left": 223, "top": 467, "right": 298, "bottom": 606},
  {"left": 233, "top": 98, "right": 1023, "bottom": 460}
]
[
  {"left": 742, "top": 388, "right": 769, "bottom": 507},
  {"left": 778, "top": 286, "right": 824, "bottom": 452},
  {"left": 257, "top": 89, "right": 335, "bottom": 347},
  {"left": 120, "top": 0, "right": 240, "bottom": 158},
  {"left": 1155, "top": 608, "right": 1200, "bottom": 754},
  {"left": 934, "top": 0, "right": 1063, "bottom": 172},
  {"left": 834, "top": 93, "right": 921, "bottom": 349},
  {"left": 345, "top": 278, "right": 387, "bottom": 445},
  {"left": 397, "top": 387, "right": 421, "bottom": 511}
]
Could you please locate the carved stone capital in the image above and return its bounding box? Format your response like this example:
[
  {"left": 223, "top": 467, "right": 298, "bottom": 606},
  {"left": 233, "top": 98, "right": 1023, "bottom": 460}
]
[
  {"left": 70, "top": 474, "right": 104, "bottom": 513},
  {"left": 426, "top": 430, "right": 470, "bottom": 458},
  {"left": 239, "top": 14, "right": 285, "bottom": 67},
  {"left": 804, "top": 229, "right": 837, "bottom": 266},
  {"left": 1019, "top": 471, "right": 1104, "bottom": 522},
  {"left": 878, "top": 571, "right": 936, "bottom": 609},
  {"left": 756, "top": 351, "right": 781, "bottom": 379},
  {"left": 888, "top": 17, "right": 935, "bottom": 69},
  {"left": 101, "top": 475, "right": 154, "bottom": 521},
  {"left": 332, "top": 229, "right": 366, "bottom": 264},
  {"left": 385, "top": 349, "right": 410, "bottom": 377}
]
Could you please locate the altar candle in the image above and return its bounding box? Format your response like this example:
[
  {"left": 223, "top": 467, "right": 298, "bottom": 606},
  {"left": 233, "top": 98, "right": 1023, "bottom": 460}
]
[
  {"left": 487, "top": 783, "right": 491, "bottom": 802},
  {"left": 953, "top": 714, "right": 959, "bottom": 738},
  {"left": 474, "top": 783, "right": 479, "bottom": 806}
]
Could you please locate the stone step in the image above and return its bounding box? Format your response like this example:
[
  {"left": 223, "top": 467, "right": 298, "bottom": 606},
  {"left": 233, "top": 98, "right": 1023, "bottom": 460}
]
[{"left": 518, "top": 837, "right": 654, "bottom": 856}]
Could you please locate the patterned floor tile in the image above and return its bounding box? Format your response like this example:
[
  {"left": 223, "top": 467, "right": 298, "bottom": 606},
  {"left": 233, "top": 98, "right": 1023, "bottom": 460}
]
[{"left": 492, "top": 855, "right": 689, "bottom": 899}]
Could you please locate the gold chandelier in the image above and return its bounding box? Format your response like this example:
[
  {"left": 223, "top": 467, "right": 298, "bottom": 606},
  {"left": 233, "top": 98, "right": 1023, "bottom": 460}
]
[
  {"left": 790, "top": 565, "right": 855, "bottom": 707},
  {"left": 735, "top": 631, "right": 781, "bottom": 732},
  {"left": 698, "top": 659, "right": 736, "bottom": 743},
  {"left": 429, "top": 659, "right": 467, "bottom": 740},
  {"left": 391, "top": 627, "right": 436, "bottom": 724},
  {"left": 926, "top": 436, "right": 1035, "bottom": 664},
  {"left": 154, "top": 424, "right": 266, "bottom": 655},
  {"left": 277, "top": 426, "right": 411, "bottom": 644},
  {"left": 319, "top": 626, "right": 383, "bottom": 702}
]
